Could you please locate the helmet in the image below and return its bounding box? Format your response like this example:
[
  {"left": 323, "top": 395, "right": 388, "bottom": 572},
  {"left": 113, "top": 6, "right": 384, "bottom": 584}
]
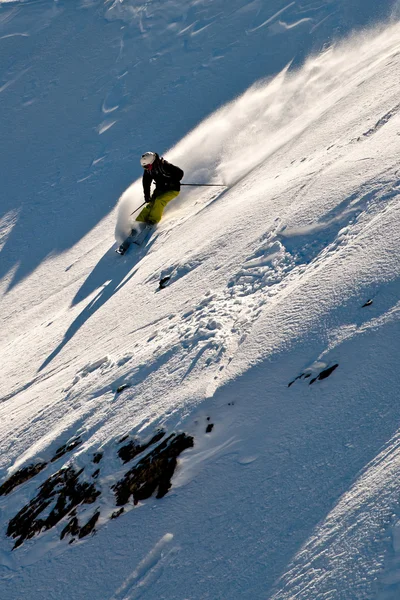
[{"left": 140, "top": 152, "right": 156, "bottom": 167}]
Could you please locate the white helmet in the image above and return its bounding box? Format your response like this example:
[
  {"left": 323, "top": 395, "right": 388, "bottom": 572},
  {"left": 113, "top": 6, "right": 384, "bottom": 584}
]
[{"left": 140, "top": 152, "right": 156, "bottom": 167}]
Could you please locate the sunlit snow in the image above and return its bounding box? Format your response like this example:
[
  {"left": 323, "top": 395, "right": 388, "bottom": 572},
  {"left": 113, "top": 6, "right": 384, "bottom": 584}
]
[{"left": 2, "top": 1, "right": 400, "bottom": 599}]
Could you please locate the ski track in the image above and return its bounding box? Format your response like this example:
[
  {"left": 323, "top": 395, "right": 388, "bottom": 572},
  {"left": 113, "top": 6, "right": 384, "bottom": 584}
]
[
  {"left": 124, "top": 167, "right": 400, "bottom": 399},
  {"left": 110, "top": 533, "right": 175, "bottom": 600},
  {"left": 4, "top": 22, "right": 400, "bottom": 462}
]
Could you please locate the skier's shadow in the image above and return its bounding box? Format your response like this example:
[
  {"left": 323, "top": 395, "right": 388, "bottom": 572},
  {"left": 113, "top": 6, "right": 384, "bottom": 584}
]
[{"left": 39, "top": 242, "right": 148, "bottom": 372}]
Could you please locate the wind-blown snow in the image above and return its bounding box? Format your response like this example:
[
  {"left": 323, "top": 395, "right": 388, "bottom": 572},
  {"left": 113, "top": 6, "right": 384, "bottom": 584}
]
[
  {"left": 117, "top": 20, "right": 400, "bottom": 229},
  {"left": 2, "top": 1, "right": 400, "bottom": 599}
]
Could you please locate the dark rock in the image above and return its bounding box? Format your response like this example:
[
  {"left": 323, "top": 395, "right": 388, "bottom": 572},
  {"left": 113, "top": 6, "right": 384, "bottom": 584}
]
[
  {"left": 0, "top": 462, "right": 47, "bottom": 496},
  {"left": 288, "top": 373, "right": 304, "bottom": 387},
  {"left": 60, "top": 516, "right": 79, "bottom": 540},
  {"left": 51, "top": 438, "right": 82, "bottom": 463},
  {"left": 118, "top": 430, "right": 166, "bottom": 464},
  {"left": 290, "top": 365, "right": 338, "bottom": 387},
  {"left": 78, "top": 511, "right": 100, "bottom": 539},
  {"left": 60, "top": 510, "right": 100, "bottom": 541},
  {"left": 113, "top": 433, "right": 194, "bottom": 507},
  {"left": 116, "top": 384, "right": 130, "bottom": 394},
  {"left": 159, "top": 276, "right": 171, "bottom": 290},
  {"left": 310, "top": 364, "right": 339, "bottom": 384},
  {"left": 4, "top": 430, "right": 195, "bottom": 549},
  {"left": 205, "top": 424, "right": 214, "bottom": 434},
  {"left": 317, "top": 364, "right": 339, "bottom": 380},
  {"left": 362, "top": 299, "right": 373, "bottom": 307},
  {"left": 117, "top": 440, "right": 142, "bottom": 464},
  {"left": 7, "top": 466, "right": 100, "bottom": 549}
]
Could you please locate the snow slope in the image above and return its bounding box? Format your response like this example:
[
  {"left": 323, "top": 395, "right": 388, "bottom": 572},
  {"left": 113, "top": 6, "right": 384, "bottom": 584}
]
[{"left": 2, "top": 1, "right": 400, "bottom": 599}]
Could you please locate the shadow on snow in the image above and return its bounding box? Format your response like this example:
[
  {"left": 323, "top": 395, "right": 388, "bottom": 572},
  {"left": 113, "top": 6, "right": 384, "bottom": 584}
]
[{"left": 38, "top": 243, "right": 146, "bottom": 372}]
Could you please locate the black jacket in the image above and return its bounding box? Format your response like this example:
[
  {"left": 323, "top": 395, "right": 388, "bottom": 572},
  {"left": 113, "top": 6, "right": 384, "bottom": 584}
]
[{"left": 142, "top": 154, "right": 184, "bottom": 201}]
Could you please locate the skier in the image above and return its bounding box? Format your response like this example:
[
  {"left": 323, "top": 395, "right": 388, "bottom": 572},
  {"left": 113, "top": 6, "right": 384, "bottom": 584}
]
[
  {"left": 116, "top": 152, "right": 184, "bottom": 255},
  {"left": 136, "top": 151, "right": 184, "bottom": 225}
]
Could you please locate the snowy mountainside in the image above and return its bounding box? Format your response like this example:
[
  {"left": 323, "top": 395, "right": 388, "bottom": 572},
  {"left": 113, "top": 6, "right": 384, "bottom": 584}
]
[
  {"left": 2, "top": 1, "right": 400, "bottom": 599},
  {"left": 0, "top": 0, "right": 395, "bottom": 290}
]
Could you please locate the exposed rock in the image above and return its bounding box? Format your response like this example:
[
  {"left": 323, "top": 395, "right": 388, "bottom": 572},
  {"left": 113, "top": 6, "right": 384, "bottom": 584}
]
[
  {"left": 118, "top": 430, "right": 166, "bottom": 464},
  {"left": 288, "top": 373, "right": 304, "bottom": 387},
  {"left": 159, "top": 276, "right": 171, "bottom": 290},
  {"left": 60, "top": 510, "right": 99, "bottom": 541},
  {"left": 60, "top": 516, "right": 79, "bottom": 540},
  {"left": 309, "top": 364, "right": 339, "bottom": 384},
  {"left": 93, "top": 453, "right": 103, "bottom": 464},
  {"left": 51, "top": 438, "right": 82, "bottom": 463},
  {"left": 113, "top": 433, "right": 194, "bottom": 506},
  {"left": 5, "top": 429, "right": 194, "bottom": 549},
  {"left": 116, "top": 384, "right": 130, "bottom": 394},
  {"left": 362, "top": 299, "right": 373, "bottom": 307},
  {"left": 289, "top": 364, "right": 339, "bottom": 387},
  {"left": 7, "top": 466, "right": 100, "bottom": 549},
  {"left": 0, "top": 462, "right": 47, "bottom": 496},
  {"left": 78, "top": 511, "right": 100, "bottom": 539}
]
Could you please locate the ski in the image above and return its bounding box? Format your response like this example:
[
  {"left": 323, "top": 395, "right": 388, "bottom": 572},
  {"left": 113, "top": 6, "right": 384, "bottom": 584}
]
[{"left": 116, "top": 225, "right": 154, "bottom": 255}]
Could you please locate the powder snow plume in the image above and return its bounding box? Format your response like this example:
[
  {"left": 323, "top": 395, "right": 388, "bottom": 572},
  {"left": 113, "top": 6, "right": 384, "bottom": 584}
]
[{"left": 115, "top": 20, "right": 400, "bottom": 236}]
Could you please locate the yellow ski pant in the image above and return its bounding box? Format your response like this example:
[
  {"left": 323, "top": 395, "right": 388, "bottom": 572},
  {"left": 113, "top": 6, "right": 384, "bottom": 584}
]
[{"left": 136, "top": 190, "right": 179, "bottom": 225}]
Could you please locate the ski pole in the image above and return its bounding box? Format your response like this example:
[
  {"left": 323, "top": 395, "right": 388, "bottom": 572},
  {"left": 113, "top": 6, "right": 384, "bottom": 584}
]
[
  {"left": 130, "top": 201, "right": 146, "bottom": 216},
  {"left": 181, "top": 183, "right": 227, "bottom": 187}
]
